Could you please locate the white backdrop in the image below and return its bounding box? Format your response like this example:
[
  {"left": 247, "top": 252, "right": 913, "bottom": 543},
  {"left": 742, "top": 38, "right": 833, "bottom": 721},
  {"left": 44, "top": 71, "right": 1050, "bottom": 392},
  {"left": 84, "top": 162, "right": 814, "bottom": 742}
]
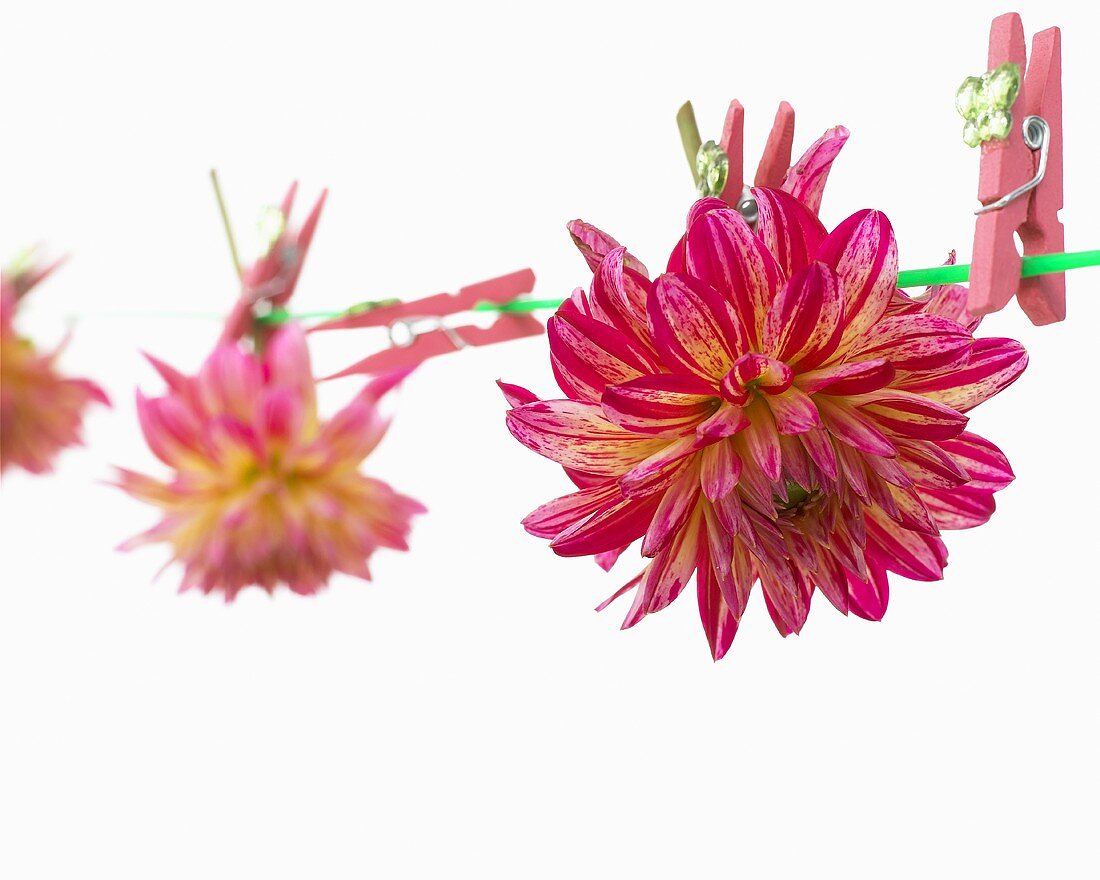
[{"left": 2, "top": 2, "right": 1097, "bottom": 877}]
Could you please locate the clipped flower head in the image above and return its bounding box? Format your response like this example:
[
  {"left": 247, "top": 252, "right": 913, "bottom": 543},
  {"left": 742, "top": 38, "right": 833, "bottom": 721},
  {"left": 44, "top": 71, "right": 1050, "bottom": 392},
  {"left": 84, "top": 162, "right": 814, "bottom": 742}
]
[
  {"left": 504, "top": 190, "right": 1026, "bottom": 659},
  {"left": 118, "top": 324, "right": 424, "bottom": 599},
  {"left": 1, "top": 254, "right": 109, "bottom": 475}
]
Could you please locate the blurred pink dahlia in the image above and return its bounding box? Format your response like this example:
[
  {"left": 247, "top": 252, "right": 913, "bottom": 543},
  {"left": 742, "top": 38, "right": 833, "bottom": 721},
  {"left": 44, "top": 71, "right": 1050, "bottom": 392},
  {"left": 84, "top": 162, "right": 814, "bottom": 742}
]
[
  {"left": 503, "top": 191, "right": 1027, "bottom": 659},
  {"left": 0, "top": 255, "right": 109, "bottom": 475},
  {"left": 117, "top": 324, "right": 424, "bottom": 599}
]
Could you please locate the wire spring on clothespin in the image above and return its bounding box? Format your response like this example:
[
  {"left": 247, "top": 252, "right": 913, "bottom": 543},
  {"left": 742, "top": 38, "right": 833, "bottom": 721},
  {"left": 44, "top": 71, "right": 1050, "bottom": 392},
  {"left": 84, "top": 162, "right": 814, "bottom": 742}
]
[
  {"left": 975, "top": 115, "right": 1049, "bottom": 215},
  {"left": 386, "top": 315, "right": 470, "bottom": 352}
]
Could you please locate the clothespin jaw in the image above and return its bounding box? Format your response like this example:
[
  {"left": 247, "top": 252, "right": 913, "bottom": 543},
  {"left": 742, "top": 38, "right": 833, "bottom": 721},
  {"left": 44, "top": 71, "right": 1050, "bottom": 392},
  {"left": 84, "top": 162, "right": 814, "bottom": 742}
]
[
  {"left": 219, "top": 182, "right": 329, "bottom": 344},
  {"left": 242, "top": 183, "right": 328, "bottom": 309},
  {"left": 314, "top": 269, "right": 543, "bottom": 380},
  {"left": 968, "top": 13, "right": 1065, "bottom": 324},
  {"left": 754, "top": 101, "right": 796, "bottom": 189},
  {"left": 717, "top": 100, "right": 745, "bottom": 205},
  {"left": 715, "top": 100, "right": 796, "bottom": 211}
]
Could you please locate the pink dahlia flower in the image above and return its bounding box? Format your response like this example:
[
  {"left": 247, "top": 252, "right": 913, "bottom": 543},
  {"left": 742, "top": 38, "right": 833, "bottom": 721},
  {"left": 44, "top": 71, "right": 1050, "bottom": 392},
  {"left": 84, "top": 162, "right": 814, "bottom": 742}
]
[
  {"left": 503, "top": 191, "right": 1027, "bottom": 659},
  {"left": 0, "top": 256, "right": 109, "bottom": 475},
  {"left": 117, "top": 324, "right": 424, "bottom": 599}
]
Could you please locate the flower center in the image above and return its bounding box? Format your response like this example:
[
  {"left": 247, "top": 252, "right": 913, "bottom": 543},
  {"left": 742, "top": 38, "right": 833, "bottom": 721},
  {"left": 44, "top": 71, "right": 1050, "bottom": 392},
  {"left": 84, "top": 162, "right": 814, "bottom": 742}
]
[
  {"left": 719, "top": 353, "right": 793, "bottom": 406},
  {"left": 231, "top": 450, "right": 305, "bottom": 495},
  {"left": 775, "top": 480, "right": 820, "bottom": 518}
]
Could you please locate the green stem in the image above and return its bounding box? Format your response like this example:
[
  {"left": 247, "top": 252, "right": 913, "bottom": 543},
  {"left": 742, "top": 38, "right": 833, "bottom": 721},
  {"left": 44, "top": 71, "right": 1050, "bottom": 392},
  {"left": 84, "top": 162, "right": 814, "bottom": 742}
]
[
  {"left": 676, "top": 102, "right": 702, "bottom": 187},
  {"left": 210, "top": 169, "right": 243, "bottom": 279}
]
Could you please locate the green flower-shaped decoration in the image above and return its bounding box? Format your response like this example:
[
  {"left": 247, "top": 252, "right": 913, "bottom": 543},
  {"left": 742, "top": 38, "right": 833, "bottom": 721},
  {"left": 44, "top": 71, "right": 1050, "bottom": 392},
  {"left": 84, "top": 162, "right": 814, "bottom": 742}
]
[
  {"left": 257, "top": 205, "right": 288, "bottom": 256},
  {"left": 956, "top": 62, "right": 1021, "bottom": 148},
  {"left": 695, "top": 140, "right": 729, "bottom": 198}
]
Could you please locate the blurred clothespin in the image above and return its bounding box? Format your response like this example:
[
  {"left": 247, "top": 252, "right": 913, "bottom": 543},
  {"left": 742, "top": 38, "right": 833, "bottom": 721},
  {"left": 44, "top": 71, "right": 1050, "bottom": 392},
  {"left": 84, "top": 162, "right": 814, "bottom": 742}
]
[
  {"left": 966, "top": 13, "right": 1064, "bottom": 324},
  {"left": 313, "top": 269, "right": 543, "bottom": 379},
  {"left": 218, "top": 178, "right": 328, "bottom": 344}
]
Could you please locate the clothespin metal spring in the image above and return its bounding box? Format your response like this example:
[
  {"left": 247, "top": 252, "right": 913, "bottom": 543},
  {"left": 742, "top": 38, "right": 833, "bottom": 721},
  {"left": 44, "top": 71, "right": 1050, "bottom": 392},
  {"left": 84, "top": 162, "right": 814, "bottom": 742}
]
[
  {"left": 975, "top": 114, "right": 1050, "bottom": 215},
  {"left": 387, "top": 316, "right": 468, "bottom": 352}
]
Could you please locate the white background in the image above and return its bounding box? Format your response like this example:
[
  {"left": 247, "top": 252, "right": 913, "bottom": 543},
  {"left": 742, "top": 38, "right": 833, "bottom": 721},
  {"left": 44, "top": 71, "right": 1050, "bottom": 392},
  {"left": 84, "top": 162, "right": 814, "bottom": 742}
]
[{"left": 2, "top": 1, "right": 1097, "bottom": 877}]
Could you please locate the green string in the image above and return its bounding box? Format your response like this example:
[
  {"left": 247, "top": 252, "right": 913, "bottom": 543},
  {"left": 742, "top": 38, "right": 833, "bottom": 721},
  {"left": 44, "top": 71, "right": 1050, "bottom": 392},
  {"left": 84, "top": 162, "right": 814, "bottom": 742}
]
[
  {"left": 897, "top": 249, "right": 1100, "bottom": 287},
  {"left": 471, "top": 249, "right": 1100, "bottom": 314},
  {"left": 255, "top": 298, "right": 401, "bottom": 326},
  {"left": 256, "top": 308, "right": 346, "bottom": 325},
  {"left": 475, "top": 298, "right": 570, "bottom": 314},
  {"left": 70, "top": 251, "right": 1097, "bottom": 325},
  {"left": 1019, "top": 249, "right": 1100, "bottom": 277}
]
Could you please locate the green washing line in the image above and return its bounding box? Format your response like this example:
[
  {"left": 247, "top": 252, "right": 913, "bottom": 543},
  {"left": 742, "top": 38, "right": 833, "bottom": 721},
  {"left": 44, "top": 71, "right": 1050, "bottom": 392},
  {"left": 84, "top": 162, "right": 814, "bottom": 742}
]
[
  {"left": 896, "top": 249, "right": 1100, "bottom": 289},
  {"left": 86, "top": 250, "right": 1094, "bottom": 325},
  {"left": 469, "top": 249, "right": 1100, "bottom": 314}
]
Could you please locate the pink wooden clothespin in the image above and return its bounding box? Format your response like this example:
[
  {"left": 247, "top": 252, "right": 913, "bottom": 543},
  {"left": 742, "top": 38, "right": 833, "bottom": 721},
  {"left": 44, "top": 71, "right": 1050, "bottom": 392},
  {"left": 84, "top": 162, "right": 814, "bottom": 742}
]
[
  {"left": 220, "top": 181, "right": 328, "bottom": 343},
  {"left": 969, "top": 13, "right": 1064, "bottom": 324},
  {"left": 717, "top": 100, "right": 796, "bottom": 211},
  {"left": 312, "top": 269, "right": 543, "bottom": 379}
]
